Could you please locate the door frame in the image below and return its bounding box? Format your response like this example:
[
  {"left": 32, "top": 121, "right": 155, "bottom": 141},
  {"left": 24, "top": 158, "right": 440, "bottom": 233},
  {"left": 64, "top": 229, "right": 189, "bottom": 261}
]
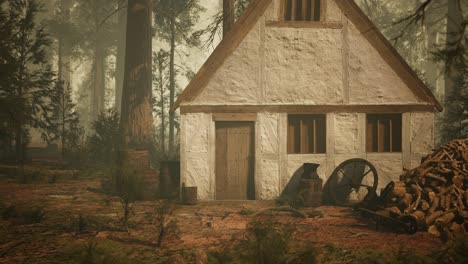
[{"left": 213, "top": 113, "right": 257, "bottom": 200}]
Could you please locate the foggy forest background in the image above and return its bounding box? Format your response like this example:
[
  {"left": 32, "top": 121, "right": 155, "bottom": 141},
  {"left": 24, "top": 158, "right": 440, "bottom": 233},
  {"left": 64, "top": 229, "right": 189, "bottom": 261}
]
[{"left": 0, "top": 0, "right": 466, "bottom": 170}]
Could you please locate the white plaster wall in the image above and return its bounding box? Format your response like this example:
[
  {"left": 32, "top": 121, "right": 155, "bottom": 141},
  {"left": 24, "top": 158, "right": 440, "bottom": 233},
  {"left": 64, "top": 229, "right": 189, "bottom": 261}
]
[
  {"left": 260, "top": 112, "right": 280, "bottom": 154},
  {"left": 264, "top": 0, "right": 280, "bottom": 21},
  {"left": 260, "top": 159, "right": 280, "bottom": 199},
  {"left": 188, "top": 20, "right": 263, "bottom": 105},
  {"left": 326, "top": 0, "right": 342, "bottom": 22},
  {"left": 408, "top": 112, "right": 435, "bottom": 169},
  {"left": 264, "top": 27, "right": 344, "bottom": 104},
  {"left": 180, "top": 113, "right": 212, "bottom": 200},
  {"left": 347, "top": 20, "right": 422, "bottom": 104},
  {"left": 257, "top": 112, "right": 281, "bottom": 199},
  {"left": 367, "top": 154, "right": 403, "bottom": 191},
  {"left": 334, "top": 113, "right": 359, "bottom": 154},
  {"left": 410, "top": 112, "right": 434, "bottom": 154}
]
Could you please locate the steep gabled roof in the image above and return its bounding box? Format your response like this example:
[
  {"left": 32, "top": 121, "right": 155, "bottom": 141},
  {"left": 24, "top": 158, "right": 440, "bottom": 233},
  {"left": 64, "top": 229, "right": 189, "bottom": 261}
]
[{"left": 171, "top": 0, "right": 442, "bottom": 112}]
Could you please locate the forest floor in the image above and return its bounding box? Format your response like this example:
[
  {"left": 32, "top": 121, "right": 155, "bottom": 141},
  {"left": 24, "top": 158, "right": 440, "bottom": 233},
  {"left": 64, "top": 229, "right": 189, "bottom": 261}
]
[{"left": 0, "top": 164, "right": 464, "bottom": 264}]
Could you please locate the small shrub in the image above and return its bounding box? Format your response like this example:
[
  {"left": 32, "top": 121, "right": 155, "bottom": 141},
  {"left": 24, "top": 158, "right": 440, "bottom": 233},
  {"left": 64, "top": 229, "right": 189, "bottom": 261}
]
[
  {"left": 431, "top": 233, "right": 468, "bottom": 264},
  {"left": 275, "top": 193, "right": 304, "bottom": 209},
  {"left": 78, "top": 240, "right": 124, "bottom": 264},
  {"left": 18, "top": 169, "right": 44, "bottom": 184},
  {"left": 2, "top": 205, "right": 45, "bottom": 225},
  {"left": 288, "top": 244, "right": 319, "bottom": 264},
  {"left": 115, "top": 165, "right": 145, "bottom": 232},
  {"left": 48, "top": 174, "right": 59, "bottom": 184},
  {"left": 241, "top": 219, "right": 295, "bottom": 264},
  {"left": 76, "top": 214, "right": 88, "bottom": 233},
  {"left": 148, "top": 200, "right": 177, "bottom": 247},
  {"left": 207, "top": 249, "right": 235, "bottom": 264},
  {"left": 239, "top": 207, "right": 254, "bottom": 215}
]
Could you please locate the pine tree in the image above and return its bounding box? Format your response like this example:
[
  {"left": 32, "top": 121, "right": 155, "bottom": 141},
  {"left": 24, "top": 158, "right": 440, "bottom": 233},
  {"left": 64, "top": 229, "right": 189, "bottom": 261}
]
[
  {"left": 152, "top": 49, "right": 170, "bottom": 155},
  {"left": 196, "top": 0, "right": 250, "bottom": 47},
  {"left": 44, "top": 81, "right": 82, "bottom": 160},
  {"left": 442, "top": 68, "right": 468, "bottom": 140},
  {"left": 73, "top": 0, "right": 118, "bottom": 123},
  {"left": 153, "top": 0, "right": 205, "bottom": 155},
  {"left": 0, "top": 0, "right": 55, "bottom": 167}
]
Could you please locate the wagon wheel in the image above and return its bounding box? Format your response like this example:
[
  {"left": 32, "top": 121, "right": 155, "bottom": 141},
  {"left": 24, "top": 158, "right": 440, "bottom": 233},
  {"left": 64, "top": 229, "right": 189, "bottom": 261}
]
[{"left": 328, "top": 158, "right": 378, "bottom": 206}]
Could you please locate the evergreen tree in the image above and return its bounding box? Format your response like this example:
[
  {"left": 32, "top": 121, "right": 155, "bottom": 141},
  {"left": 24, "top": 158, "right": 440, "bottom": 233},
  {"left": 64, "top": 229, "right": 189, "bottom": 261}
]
[
  {"left": 44, "top": 81, "right": 82, "bottom": 159},
  {"left": 88, "top": 108, "right": 120, "bottom": 165},
  {"left": 152, "top": 49, "right": 170, "bottom": 155},
  {"left": 442, "top": 68, "right": 468, "bottom": 140},
  {"left": 196, "top": 0, "right": 250, "bottom": 47},
  {"left": 73, "top": 0, "right": 118, "bottom": 124},
  {"left": 0, "top": 0, "right": 55, "bottom": 166},
  {"left": 153, "top": 0, "right": 205, "bottom": 154}
]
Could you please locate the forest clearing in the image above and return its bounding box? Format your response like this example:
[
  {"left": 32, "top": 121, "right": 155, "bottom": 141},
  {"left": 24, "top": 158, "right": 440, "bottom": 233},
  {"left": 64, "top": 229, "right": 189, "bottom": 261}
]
[
  {"left": 1, "top": 0, "right": 467, "bottom": 263},
  {"left": 0, "top": 169, "right": 457, "bottom": 264}
]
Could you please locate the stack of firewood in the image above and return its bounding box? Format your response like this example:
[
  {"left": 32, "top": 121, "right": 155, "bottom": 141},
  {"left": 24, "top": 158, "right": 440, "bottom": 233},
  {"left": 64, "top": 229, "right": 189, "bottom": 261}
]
[{"left": 385, "top": 139, "right": 468, "bottom": 237}]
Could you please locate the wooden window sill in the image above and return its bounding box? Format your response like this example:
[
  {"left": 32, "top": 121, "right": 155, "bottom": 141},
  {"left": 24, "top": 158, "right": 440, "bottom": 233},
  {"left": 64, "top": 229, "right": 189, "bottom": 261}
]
[{"left": 266, "top": 21, "right": 343, "bottom": 29}]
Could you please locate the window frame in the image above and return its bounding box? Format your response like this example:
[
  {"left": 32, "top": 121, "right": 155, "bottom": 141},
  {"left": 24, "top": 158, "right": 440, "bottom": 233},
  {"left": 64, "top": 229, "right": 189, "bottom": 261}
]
[
  {"left": 280, "top": 0, "right": 326, "bottom": 22},
  {"left": 287, "top": 114, "right": 327, "bottom": 154},
  {"left": 366, "top": 113, "right": 402, "bottom": 153}
]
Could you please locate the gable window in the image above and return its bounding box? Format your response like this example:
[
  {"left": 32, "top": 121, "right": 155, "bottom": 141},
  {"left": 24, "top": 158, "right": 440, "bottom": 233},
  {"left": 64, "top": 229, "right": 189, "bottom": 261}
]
[
  {"left": 366, "top": 114, "right": 402, "bottom": 153},
  {"left": 284, "top": 0, "right": 321, "bottom": 22},
  {"left": 288, "top": 114, "right": 326, "bottom": 154}
]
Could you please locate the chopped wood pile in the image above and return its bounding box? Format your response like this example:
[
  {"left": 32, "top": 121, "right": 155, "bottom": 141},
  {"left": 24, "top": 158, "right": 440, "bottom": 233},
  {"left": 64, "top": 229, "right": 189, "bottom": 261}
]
[{"left": 385, "top": 139, "right": 468, "bottom": 237}]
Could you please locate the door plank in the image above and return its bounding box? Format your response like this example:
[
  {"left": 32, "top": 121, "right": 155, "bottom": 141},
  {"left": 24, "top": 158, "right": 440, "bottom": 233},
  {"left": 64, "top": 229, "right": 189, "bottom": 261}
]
[{"left": 216, "top": 122, "right": 254, "bottom": 200}]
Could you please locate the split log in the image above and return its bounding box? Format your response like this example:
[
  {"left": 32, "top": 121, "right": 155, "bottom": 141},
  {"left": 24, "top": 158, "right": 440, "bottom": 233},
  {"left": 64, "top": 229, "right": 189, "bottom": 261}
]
[
  {"left": 435, "top": 212, "right": 455, "bottom": 227},
  {"left": 376, "top": 140, "right": 468, "bottom": 235},
  {"left": 420, "top": 200, "right": 430, "bottom": 211},
  {"left": 425, "top": 211, "right": 443, "bottom": 226},
  {"left": 425, "top": 173, "right": 447, "bottom": 184},
  {"left": 428, "top": 196, "right": 440, "bottom": 214}
]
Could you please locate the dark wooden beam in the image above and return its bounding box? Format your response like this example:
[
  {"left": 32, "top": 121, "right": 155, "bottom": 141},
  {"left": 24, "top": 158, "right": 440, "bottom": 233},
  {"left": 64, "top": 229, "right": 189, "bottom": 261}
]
[{"left": 180, "top": 104, "right": 435, "bottom": 114}]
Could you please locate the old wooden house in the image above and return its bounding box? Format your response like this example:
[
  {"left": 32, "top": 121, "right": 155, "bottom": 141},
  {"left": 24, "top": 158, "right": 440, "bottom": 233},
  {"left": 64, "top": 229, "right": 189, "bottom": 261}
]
[{"left": 171, "top": 0, "right": 442, "bottom": 200}]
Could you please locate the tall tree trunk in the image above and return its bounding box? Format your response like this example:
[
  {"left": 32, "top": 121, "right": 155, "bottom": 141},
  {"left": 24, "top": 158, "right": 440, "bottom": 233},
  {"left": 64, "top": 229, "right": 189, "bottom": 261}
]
[
  {"left": 92, "top": 45, "right": 106, "bottom": 122},
  {"left": 223, "top": 0, "right": 235, "bottom": 36},
  {"left": 444, "top": 0, "right": 463, "bottom": 100},
  {"left": 61, "top": 84, "right": 66, "bottom": 159},
  {"left": 115, "top": 0, "right": 127, "bottom": 113},
  {"left": 168, "top": 16, "right": 176, "bottom": 154},
  {"left": 158, "top": 57, "right": 165, "bottom": 154},
  {"left": 58, "top": 0, "right": 73, "bottom": 85},
  {"left": 120, "top": 0, "right": 153, "bottom": 148}
]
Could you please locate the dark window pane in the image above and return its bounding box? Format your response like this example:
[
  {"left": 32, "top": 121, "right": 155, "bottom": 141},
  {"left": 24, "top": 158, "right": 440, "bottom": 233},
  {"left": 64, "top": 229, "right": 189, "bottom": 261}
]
[
  {"left": 366, "top": 114, "right": 402, "bottom": 153},
  {"left": 313, "top": 0, "right": 321, "bottom": 21},
  {"left": 288, "top": 114, "right": 326, "bottom": 154},
  {"left": 296, "top": 0, "right": 303, "bottom": 21},
  {"left": 285, "top": 0, "right": 292, "bottom": 20},
  {"left": 392, "top": 117, "right": 402, "bottom": 152}
]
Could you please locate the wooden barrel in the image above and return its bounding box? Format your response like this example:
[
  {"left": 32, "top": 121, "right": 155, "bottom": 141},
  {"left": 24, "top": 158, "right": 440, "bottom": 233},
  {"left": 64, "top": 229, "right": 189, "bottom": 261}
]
[
  {"left": 182, "top": 186, "right": 197, "bottom": 205},
  {"left": 300, "top": 178, "right": 323, "bottom": 207}
]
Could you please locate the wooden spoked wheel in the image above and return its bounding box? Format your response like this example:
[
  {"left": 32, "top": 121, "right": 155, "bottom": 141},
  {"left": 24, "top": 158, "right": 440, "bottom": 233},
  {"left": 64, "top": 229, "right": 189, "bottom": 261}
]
[{"left": 328, "top": 158, "right": 378, "bottom": 206}]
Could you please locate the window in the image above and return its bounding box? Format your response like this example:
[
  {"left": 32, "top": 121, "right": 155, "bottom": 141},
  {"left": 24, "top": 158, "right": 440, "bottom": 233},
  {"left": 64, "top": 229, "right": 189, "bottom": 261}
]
[
  {"left": 284, "top": 0, "right": 321, "bottom": 22},
  {"left": 366, "top": 114, "right": 402, "bottom": 153},
  {"left": 288, "top": 114, "right": 326, "bottom": 154}
]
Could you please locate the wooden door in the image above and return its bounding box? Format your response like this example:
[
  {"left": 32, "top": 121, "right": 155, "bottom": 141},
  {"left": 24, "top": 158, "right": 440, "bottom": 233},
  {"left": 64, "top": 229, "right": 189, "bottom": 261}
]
[{"left": 215, "top": 122, "right": 255, "bottom": 200}]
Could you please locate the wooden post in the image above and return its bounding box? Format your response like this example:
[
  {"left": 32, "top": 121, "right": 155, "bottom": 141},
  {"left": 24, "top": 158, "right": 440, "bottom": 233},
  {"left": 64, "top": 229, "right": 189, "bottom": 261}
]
[{"left": 223, "top": 0, "right": 235, "bottom": 37}]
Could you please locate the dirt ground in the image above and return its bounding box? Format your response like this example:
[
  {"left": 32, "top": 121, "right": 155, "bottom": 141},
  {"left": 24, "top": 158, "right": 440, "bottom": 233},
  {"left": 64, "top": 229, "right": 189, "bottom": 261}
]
[{"left": 0, "top": 169, "right": 459, "bottom": 263}]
